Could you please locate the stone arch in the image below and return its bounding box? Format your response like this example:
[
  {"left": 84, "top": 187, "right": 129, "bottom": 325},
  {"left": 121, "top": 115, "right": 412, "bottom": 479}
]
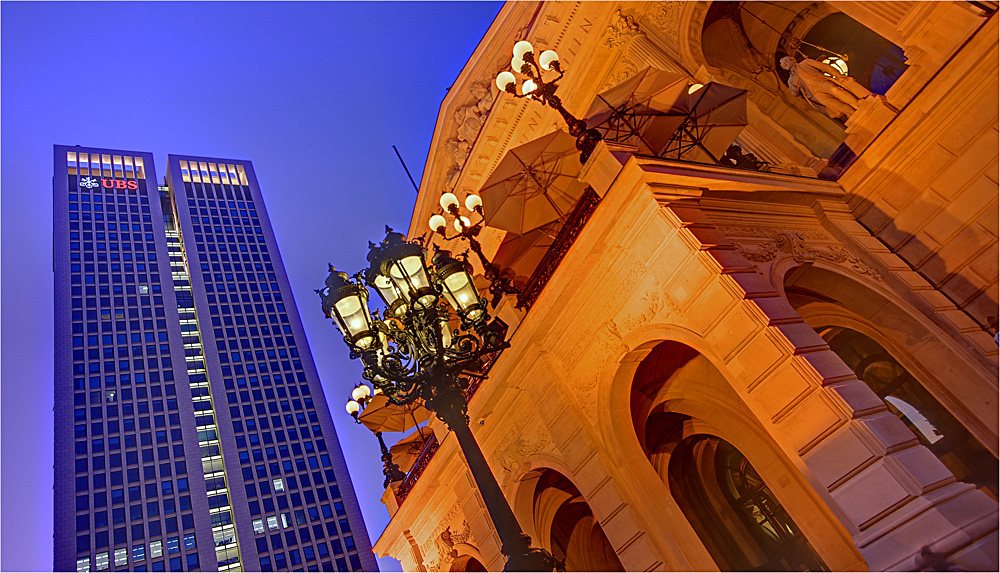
[
  {"left": 449, "top": 548, "right": 487, "bottom": 572},
  {"left": 510, "top": 464, "right": 624, "bottom": 571},
  {"left": 781, "top": 262, "right": 999, "bottom": 455},
  {"left": 630, "top": 339, "right": 864, "bottom": 571}
]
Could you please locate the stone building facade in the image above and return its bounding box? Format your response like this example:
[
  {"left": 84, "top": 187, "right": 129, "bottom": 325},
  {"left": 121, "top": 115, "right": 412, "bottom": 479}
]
[{"left": 371, "top": 2, "right": 999, "bottom": 571}]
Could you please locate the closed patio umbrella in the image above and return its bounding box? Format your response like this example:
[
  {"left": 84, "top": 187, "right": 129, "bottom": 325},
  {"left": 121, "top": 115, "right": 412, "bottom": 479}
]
[{"left": 479, "top": 130, "right": 588, "bottom": 236}]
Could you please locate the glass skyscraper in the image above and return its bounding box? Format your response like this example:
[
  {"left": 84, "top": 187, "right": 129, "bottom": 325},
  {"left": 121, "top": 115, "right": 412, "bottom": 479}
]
[{"left": 53, "top": 146, "right": 377, "bottom": 573}]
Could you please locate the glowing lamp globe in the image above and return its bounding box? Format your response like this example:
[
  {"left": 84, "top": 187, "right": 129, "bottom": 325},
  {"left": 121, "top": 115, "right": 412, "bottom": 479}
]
[
  {"left": 439, "top": 193, "right": 459, "bottom": 212},
  {"left": 429, "top": 214, "right": 447, "bottom": 233},
  {"left": 539, "top": 50, "right": 559, "bottom": 70},
  {"left": 465, "top": 194, "right": 482, "bottom": 212},
  {"left": 496, "top": 71, "right": 516, "bottom": 91},
  {"left": 512, "top": 40, "right": 533, "bottom": 60},
  {"left": 352, "top": 384, "right": 371, "bottom": 401}
]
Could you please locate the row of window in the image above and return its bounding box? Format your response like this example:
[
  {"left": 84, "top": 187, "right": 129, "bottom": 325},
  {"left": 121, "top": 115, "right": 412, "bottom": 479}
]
[
  {"left": 77, "top": 493, "right": 192, "bottom": 530},
  {"left": 76, "top": 512, "right": 194, "bottom": 551},
  {"left": 75, "top": 443, "right": 184, "bottom": 472},
  {"left": 75, "top": 479, "right": 189, "bottom": 514},
  {"left": 77, "top": 534, "right": 196, "bottom": 572},
  {"left": 262, "top": 552, "right": 363, "bottom": 572}
]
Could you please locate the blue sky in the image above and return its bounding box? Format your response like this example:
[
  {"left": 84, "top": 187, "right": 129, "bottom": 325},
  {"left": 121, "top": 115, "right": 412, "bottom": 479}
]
[{"left": 1, "top": 2, "right": 503, "bottom": 570}]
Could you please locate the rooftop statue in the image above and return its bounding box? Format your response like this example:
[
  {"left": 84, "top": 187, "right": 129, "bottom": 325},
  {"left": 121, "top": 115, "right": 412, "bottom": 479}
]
[{"left": 780, "top": 56, "right": 873, "bottom": 120}]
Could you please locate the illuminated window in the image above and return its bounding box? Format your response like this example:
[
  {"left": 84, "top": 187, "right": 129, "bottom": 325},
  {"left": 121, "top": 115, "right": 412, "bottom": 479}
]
[
  {"left": 166, "top": 537, "right": 180, "bottom": 554},
  {"left": 114, "top": 548, "right": 127, "bottom": 567},
  {"left": 273, "top": 478, "right": 284, "bottom": 492},
  {"left": 150, "top": 540, "right": 163, "bottom": 558},
  {"left": 94, "top": 552, "right": 109, "bottom": 571},
  {"left": 823, "top": 327, "right": 998, "bottom": 500},
  {"left": 266, "top": 516, "right": 279, "bottom": 531},
  {"left": 253, "top": 518, "right": 265, "bottom": 534},
  {"left": 132, "top": 544, "right": 145, "bottom": 562},
  {"left": 76, "top": 557, "right": 90, "bottom": 572}
]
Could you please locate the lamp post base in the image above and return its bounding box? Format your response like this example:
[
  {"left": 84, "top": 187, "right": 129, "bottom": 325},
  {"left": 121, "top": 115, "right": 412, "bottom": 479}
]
[{"left": 502, "top": 534, "right": 559, "bottom": 572}]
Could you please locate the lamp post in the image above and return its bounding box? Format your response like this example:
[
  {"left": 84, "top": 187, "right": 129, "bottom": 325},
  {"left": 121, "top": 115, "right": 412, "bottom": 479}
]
[
  {"left": 427, "top": 191, "right": 520, "bottom": 308},
  {"left": 318, "top": 227, "right": 556, "bottom": 572},
  {"left": 345, "top": 384, "right": 407, "bottom": 488},
  {"left": 495, "top": 40, "right": 602, "bottom": 163}
]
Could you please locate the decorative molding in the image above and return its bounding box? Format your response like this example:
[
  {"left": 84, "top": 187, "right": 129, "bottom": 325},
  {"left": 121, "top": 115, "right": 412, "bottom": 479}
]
[
  {"left": 423, "top": 504, "right": 464, "bottom": 571},
  {"left": 444, "top": 82, "right": 496, "bottom": 190},
  {"left": 645, "top": 1, "right": 683, "bottom": 49},
  {"left": 492, "top": 425, "right": 553, "bottom": 490},
  {"left": 719, "top": 225, "right": 828, "bottom": 241},
  {"left": 602, "top": 9, "right": 642, "bottom": 49},
  {"left": 724, "top": 227, "right": 885, "bottom": 283}
]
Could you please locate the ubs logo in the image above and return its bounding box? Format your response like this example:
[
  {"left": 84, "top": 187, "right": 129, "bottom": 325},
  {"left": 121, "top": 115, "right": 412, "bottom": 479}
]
[
  {"left": 101, "top": 178, "right": 139, "bottom": 190},
  {"left": 80, "top": 176, "right": 100, "bottom": 189}
]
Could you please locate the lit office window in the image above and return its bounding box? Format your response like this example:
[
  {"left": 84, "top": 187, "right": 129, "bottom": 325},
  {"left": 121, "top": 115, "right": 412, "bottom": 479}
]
[
  {"left": 76, "top": 557, "right": 90, "bottom": 572},
  {"left": 114, "top": 548, "right": 127, "bottom": 567}
]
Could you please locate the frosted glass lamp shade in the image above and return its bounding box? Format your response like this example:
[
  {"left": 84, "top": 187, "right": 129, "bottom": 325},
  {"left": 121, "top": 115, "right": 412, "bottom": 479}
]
[
  {"left": 439, "top": 193, "right": 459, "bottom": 212},
  {"left": 465, "top": 194, "right": 482, "bottom": 212},
  {"left": 512, "top": 40, "right": 533, "bottom": 60},
  {"left": 429, "top": 214, "right": 447, "bottom": 233},
  {"left": 496, "top": 71, "right": 516, "bottom": 91},
  {"left": 521, "top": 79, "right": 537, "bottom": 95},
  {"left": 539, "top": 50, "right": 559, "bottom": 70},
  {"left": 511, "top": 55, "right": 525, "bottom": 74},
  {"left": 454, "top": 216, "right": 471, "bottom": 232},
  {"left": 346, "top": 400, "right": 360, "bottom": 415}
]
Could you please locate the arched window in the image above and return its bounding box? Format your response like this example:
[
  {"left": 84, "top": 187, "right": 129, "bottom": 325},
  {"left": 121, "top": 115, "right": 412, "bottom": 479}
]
[
  {"left": 822, "top": 327, "right": 998, "bottom": 500},
  {"left": 667, "top": 433, "right": 828, "bottom": 572},
  {"left": 795, "top": 13, "right": 907, "bottom": 95}
]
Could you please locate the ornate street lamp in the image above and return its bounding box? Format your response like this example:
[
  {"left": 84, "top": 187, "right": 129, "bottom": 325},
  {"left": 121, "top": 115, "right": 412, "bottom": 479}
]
[
  {"left": 318, "top": 227, "right": 556, "bottom": 572},
  {"left": 346, "top": 384, "right": 408, "bottom": 488},
  {"left": 495, "top": 40, "right": 603, "bottom": 162},
  {"left": 428, "top": 192, "right": 520, "bottom": 308}
]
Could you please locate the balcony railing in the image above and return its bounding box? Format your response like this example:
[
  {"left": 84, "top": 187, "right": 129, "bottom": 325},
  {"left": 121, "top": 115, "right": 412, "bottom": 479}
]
[
  {"left": 396, "top": 434, "right": 439, "bottom": 501},
  {"left": 516, "top": 187, "right": 601, "bottom": 310}
]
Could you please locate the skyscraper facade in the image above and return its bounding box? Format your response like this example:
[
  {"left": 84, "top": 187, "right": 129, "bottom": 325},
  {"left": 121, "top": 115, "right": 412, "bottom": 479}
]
[{"left": 53, "top": 146, "right": 378, "bottom": 573}]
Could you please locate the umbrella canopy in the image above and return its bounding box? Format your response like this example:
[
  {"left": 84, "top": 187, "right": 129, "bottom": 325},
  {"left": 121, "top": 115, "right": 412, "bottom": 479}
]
[
  {"left": 357, "top": 394, "right": 431, "bottom": 434},
  {"left": 660, "top": 82, "right": 749, "bottom": 164},
  {"left": 584, "top": 67, "right": 748, "bottom": 164},
  {"left": 491, "top": 221, "right": 560, "bottom": 288},
  {"left": 479, "top": 130, "right": 588, "bottom": 235},
  {"left": 388, "top": 429, "right": 433, "bottom": 474},
  {"left": 585, "top": 68, "right": 691, "bottom": 155}
]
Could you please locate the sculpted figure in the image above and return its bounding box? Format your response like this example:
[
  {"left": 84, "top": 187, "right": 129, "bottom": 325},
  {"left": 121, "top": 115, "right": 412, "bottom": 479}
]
[{"left": 780, "top": 56, "right": 872, "bottom": 120}]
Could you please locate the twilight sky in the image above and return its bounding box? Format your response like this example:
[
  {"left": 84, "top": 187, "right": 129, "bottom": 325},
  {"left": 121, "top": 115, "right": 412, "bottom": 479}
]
[{"left": 1, "top": 2, "right": 503, "bottom": 570}]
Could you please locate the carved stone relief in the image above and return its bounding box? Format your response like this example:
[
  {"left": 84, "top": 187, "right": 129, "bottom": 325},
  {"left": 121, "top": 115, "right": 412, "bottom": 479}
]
[
  {"left": 602, "top": 9, "right": 642, "bottom": 50},
  {"left": 422, "top": 503, "right": 464, "bottom": 571},
  {"left": 721, "top": 227, "right": 884, "bottom": 283},
  {"left": 492, "top": 424, "right": 554, "bottom": 490},
  {"left": 645, "top": 1, "right": 683, "bottom": 51},
  {"left": 444, "top": 82, "right": 496, "bottom": 190}
]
